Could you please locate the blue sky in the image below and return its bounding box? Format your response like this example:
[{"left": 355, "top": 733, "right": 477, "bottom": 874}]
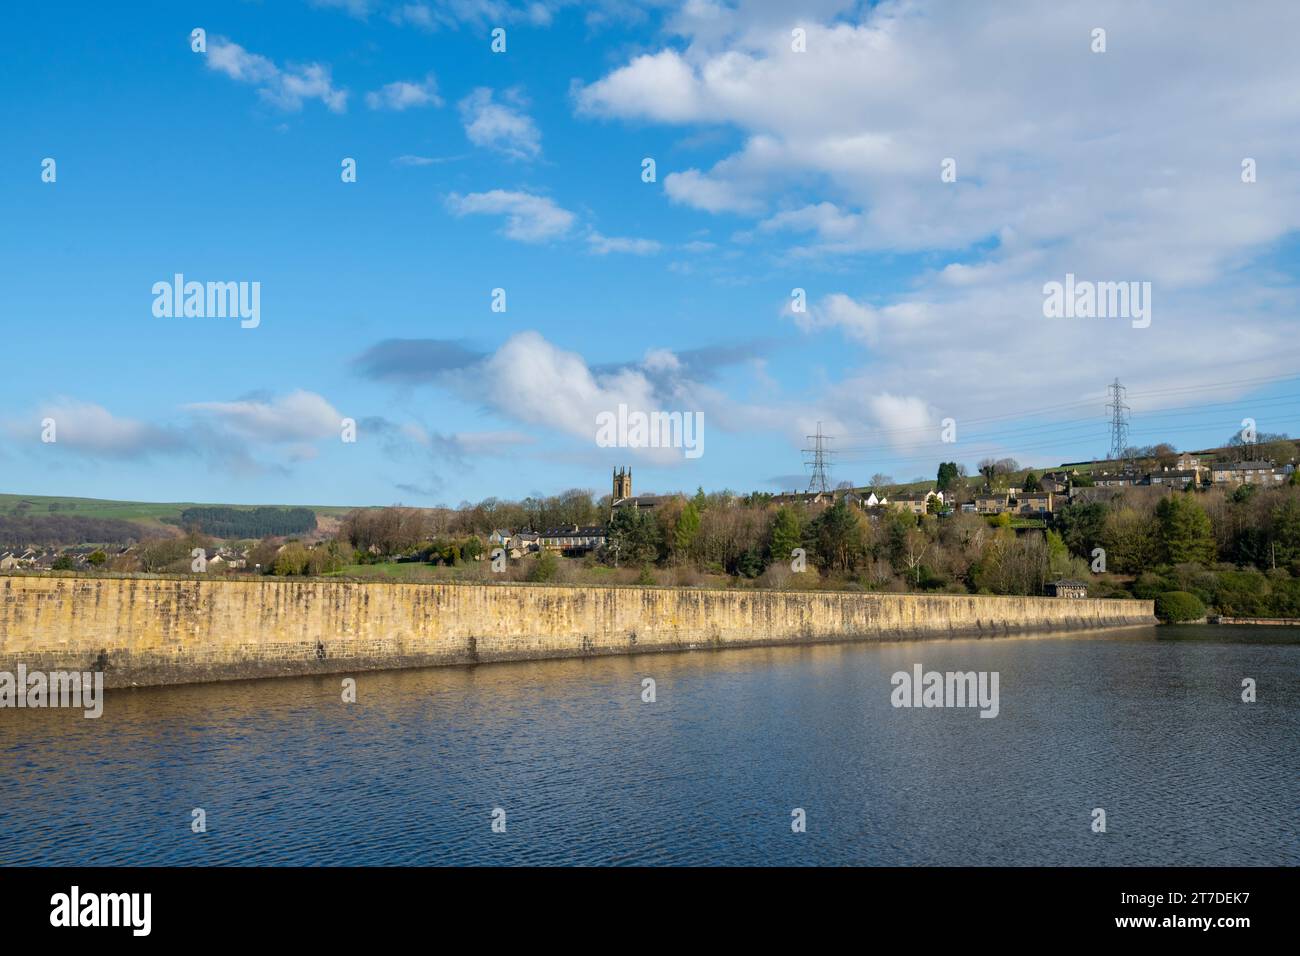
[{"left": 3, "top": 0, "right": 1300, "bottom": 507}]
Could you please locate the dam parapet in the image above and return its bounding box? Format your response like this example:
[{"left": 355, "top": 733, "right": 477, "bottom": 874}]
[{"left": 0, "top": 575, "right": 1157, "bottom": 687}]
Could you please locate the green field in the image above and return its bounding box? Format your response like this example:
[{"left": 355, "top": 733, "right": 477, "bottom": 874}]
[{"left": 0, "top": 492, "right": 362, "bottom": 521}]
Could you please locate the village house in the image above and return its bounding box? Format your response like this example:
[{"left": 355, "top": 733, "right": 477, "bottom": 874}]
[
  {"left": 540, "top": 526, "right": 608, "bottom": 554},
  {"left": 889, "top": 490, "right": 944, "bottom": 515},
  {"left": 1211, "top": 460, "right": 1290, "bottom": 486},
  {"left": 975, "top": 491, "right": 1010, "bottom": 515},
  {"left": 512, "top": 531, "right": 541, "bottom": 553},
  {"left": 1015, "top": 491, "right": 1056, "bottom": 515},
  {"left": 1038, "top": 471, "right": 1072, "bottom": 494},
  {"left": 1149, "top": 468, "right": 1202, "bottom": 488},
  {"left": 0, "top": 548, "right": 41, "bottom": 570},
  {"left": 1093, "top": 471, "right": 1145, "bottom": 488},
  {"left": 489, "top": 530, "right": 540, "bottom": 556},
  {"left": 770, "top": 487, "right": 887, "bottom": 509}
]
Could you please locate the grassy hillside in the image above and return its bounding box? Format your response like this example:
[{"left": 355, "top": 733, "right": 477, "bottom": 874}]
[
  {"left": 0, "top": 493, "right": 359, "bottom": 518},
  {"left": 0, "top": 492, "right": 362, "bottom": 539}
]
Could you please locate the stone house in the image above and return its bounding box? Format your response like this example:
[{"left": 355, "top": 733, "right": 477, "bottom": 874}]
[{"left": 1045, "top": 579, "right": 1088, "bottom": 598}]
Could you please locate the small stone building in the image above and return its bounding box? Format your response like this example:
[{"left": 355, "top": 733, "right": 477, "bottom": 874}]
[{"left": 1045, "top": 579, "right": 1089, "bottom": 599}]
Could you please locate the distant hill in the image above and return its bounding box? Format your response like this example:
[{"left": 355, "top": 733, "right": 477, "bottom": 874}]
[{"left": 0, "top": 493, "right": 361, "bottom": 547}]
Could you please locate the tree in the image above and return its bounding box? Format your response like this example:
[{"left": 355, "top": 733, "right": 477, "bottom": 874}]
[
  {"left": 527, "top": 549, "right": 558, "bottom": 582},
  {"left": 1271, "top": 498, "right": 1300, "bottom": 567},
  {"left": 1156, "top": 495, "right": 1215, "bottom": 565},
  {"left": 768, "top": 507, "right": 802, "bottom": 564},
  {"left": 606, "top": 506, "right": 660, "bottom": 566},
  {"left": 971, "top": 530, "right": 1048, "bottom": 595},
  {"left": 273, "top": 543, "right": 310, "bottom": 575},
  {"left": 936, "top": 462, "right": 960, "bottom": 492},
  {"left": 1045, "top": 529, "right": 1069, "bottom": 574},
  {"left": 1055, "top": 502, "right": 1108, "bottom": 558},
  {"left": 1101, "top": 507, "right": 1160, "bottom": 573},
  {"left": 246, "top": 538, "right": 281, "bottom": 573},
  {"left": 673, "top": 501, "right": 701, "bottom": 557},
  {"left": 179, "top": 506, "right": 316, "bottom": 538},
  {"left": 977, "top": 457, "right": 1017, "bottom": 489},
  {"left": 897, "top": 525, "right": 931, "bottom": 585},
  {"left": 806, "top": 498, "right": 865, "bottom": 572},
  {"left": 1022, "top": 471, "right": 1041, "bottom": 492},
  {"left": 1155, "top": 590, "right": 1206, "bottom": 623}
]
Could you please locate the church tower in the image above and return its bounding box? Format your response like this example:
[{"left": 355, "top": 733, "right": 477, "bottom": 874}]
[{"left": 612, "top": 467, "right": 632, "bottom": 501}]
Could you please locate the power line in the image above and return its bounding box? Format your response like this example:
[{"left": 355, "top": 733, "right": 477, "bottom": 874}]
[
  {"left": 829, "top": 369, "right": 1300, "bottom": 443},
  {"left": 1106, "top": 378, "right": 1131, "bottom": 464},
  {"left": 832, "top": 393, "right": 1300, "bottom": 459},
  {"left": 802, "top": 422, "right": 833, "bottom": 493}
]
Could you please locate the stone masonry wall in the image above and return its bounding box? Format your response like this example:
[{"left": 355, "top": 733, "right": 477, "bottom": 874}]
[{"left": 0, "top": 575, "right": 1157, "bottom": 687}]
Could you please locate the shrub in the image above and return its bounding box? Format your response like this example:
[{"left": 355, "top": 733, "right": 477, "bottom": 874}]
[
  {"left": 1155, "top": 590, "right": 1206, "bottom": 624},
  {"left": 526, "top": 549, "right": 558, "bottom": 583}
]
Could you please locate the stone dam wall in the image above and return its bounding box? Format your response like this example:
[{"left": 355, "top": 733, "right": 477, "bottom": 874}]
[{"left": 0, "top": 575, "right": 1157, "bottom": 687}]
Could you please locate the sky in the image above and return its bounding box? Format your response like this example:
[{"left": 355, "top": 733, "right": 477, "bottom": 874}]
[{"left": 3, "top": 0, "right": 1300, "bottom": 508}]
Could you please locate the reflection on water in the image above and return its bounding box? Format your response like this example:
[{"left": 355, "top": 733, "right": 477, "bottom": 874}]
[{"left": 1, "top": 626, "right": 1296, "bottom": 865}]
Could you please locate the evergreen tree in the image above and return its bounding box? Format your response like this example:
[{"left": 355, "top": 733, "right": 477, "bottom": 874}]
[
  {"left": 1271, "top": 498, "right": 1300, "bottom": 566},
  {"left": 806, "top": 499, "right": 864, "bottom": 572},
  {"left": 607, "top": 506, "right": 660, "bottom": 566},
  {"left": 936, "top": 462, "right": 959, "bottom": 492},
  {"left": 1155, "top": 494, "right": 1215, "bottom": 565},
  {"left": 768, "top": 507, "right": 802, "bottom": 563},
  {"left": 673, "top": 501, "right": 701, "bottom": 555}
]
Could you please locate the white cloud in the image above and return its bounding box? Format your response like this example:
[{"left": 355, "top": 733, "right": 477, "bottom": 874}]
[
  {"left": 409, "top": 331, "right": 713, "bottom": 465},
  {"left": 186, "top": 390, "right": 344, "bottom": 443},
  {"left": 16, "top": 400, "right": 188, "bottom": 459},
  {"left": 477, "top": 332, "right": 690, "bottom": 461},
  {"left": 366, "top": 74, "right": 442, "bottom": 110},
  {"left": 389, "top": 0, "right": 568, "bottom": 31},
  {"left": 458, "top": 87, "right": 541, "bottom": 159},
  {"left": 664, "top": 168, "right": 762, "bottom": 214},
  {"left": 388, "top": 2, "right": 440, "bottom": 29},
  {"left": 310, "top": 0, "right": 375, "bottom": 16},
  {"left": 587, "top": 231, "right": 662, "bottom": 255},
  {"left": 205, "top": 37, "right": 347, "bottom": 113},
  {"left": 573, "top": 3, "right": 1300, "bottom": 268},
  {"left": 445, "top": 189, "right": 575, "bottom": 241},
  {"left": 573, "top": 0, "right": 1300, "bottom": 426},
  {"left": 575, "top": 50, "right": 705, "bottom": 122}
]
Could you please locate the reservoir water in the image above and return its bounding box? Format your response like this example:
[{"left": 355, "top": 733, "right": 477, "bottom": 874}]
[{"left": 1, "top": 625, "right": 1296, "bottom": 866}]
